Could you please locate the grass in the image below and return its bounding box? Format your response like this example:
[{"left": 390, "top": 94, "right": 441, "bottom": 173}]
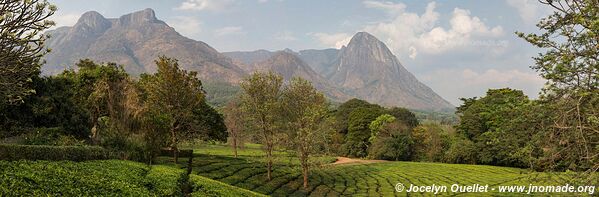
[{"left": 174, "top": 143, "right": 597, "bottom": 197}]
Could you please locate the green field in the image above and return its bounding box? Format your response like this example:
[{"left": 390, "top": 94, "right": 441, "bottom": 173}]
[
  {"left": 1, "top": 144, "right": 595, "bottom": 196},
  {"left": 169, "top": 144, "right": 596, "bottom": 197}
]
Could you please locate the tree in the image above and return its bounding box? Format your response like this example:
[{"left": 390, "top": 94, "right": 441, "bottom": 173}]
[
  {"left": 368, "top": 114, "right": 396, "bottom": 143},
  {"left": 367, "top": 121, "right": 413, "bottom": 161},
  {"left": 281, "top": 77, "right": 333, "bottom": 189},
  {"left": 342, "top": 107, "right": 384, "bottom": 157},
  {"left": 192, "top": 101, "right": 227, "bottom": 142},
  {"left": 239, "top": 71, "right": 284, "bottom": 181},
  {"left": 517, "top": 0, "right": 598, "bottom": 172},
  {"left": 412, "top": 122, "right": 452, "bottom": 162},
  {"left": 142, "top": 56, "right": 205, "bottom": 163},
  {"left": 0, "top": 0, "right": 56, "bottom": 104},
  {"left": 223, "top": 100, "right": 244, "bottom": 158},
  {"left": 455, "top": 88, "right": 541, "bottom": 167},
  {"left": 387, "top": 107, "right": 419, "bottom": 129}
]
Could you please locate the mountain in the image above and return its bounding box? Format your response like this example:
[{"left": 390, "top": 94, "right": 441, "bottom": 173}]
[
  {"left": 330, "top": 32, "right": 453, "bottom": 110},
  {"left": 224, "top": 49, "right": 340, "bottom": 77},
  {"left": 43, "top": 9, "right": 245, "bottom": 84},
  {"left": 243, "top": 51, "right": 350, "bottom": 101}
]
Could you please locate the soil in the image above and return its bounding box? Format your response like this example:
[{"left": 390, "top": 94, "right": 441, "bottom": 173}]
[{"left": 331, "top": 157, "right": 387, "bottom": 165}]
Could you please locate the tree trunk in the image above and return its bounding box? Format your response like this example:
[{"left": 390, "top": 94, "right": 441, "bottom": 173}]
[
  {"left": 302, "top": 165, "right": 309, "bottom": 189},
  {"left": 232, "top": 135, "right": 238, "bottom": 158},
  {"left": 267, "top": 146, "right": 272, "bottom": 181},
  {"left": 171, "top": 128, "right": 178, "bottom": 164}
]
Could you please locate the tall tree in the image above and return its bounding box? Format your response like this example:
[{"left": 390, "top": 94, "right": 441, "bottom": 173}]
[
  {"left": 142, "top": 56, "right": 205, "bottom": 163},
  {"left": 223, "top": 100, "right": 244, "bottom": 158},
  {"left": 282, "top": 77, "right": 332, "bottom": 189},
  {"left": 517, "top": 0, "right": 599, "bottom": 172},
  {"left": 239, "top": 71, "right": 284, "bottom": 181},
  {"left": 0, "top": 0, "right": 55, "bottom": 104}
]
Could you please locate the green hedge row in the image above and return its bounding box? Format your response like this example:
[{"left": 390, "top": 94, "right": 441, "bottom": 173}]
[
  {"left": 0, "top": 144, "right": 110, "bottom": 161},
  {"left": 145, "top": 165, "right": 188, "bottom": 196},
  {"left": 189, "top": 174, "right": 266, "bottom": 197}
]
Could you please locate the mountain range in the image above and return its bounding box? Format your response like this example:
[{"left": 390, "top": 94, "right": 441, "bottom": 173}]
[{"left": 43, "top": 9, "right": 453, "bottom": 111}]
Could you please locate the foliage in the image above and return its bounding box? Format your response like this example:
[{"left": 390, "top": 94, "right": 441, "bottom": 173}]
[
  {"left": 386, "top": 107, "right": 419, "bottom": 129},
  {"left": 455, "top": 88, "right": 539, "bottom": 167},
  {"left": 368, "top": 114, "right": 396, "bottom": 143},
  {"left": 189, "top": 174, "right": 266, "bottom": 197},
  {"left": 367, "top": 121, "right": 413, "bottom": 161},
  {"left": 517, "top": 0, "right": 599, "bottom": 172},
  {"left": 223, "top": 100, "right": 245, "bottom": 158},
  {"left": 411, "top": 122, "right": 452, "bottom": 162},
  {"left": 239, "top": 71, "right": 284, "bottom": 180},
  {"left": 141, "top": 56, "right": 206, "bottom": 163},
  {"left": 145, "top": 165, "right": 187, "bottom": 196},
  {"left": 0, "top": 0, "right": 56, "bottom": 104},
  {"left": 0, "top": 160, "right": 192, "bottom": 196},
  {"left": 193, "top": 102, "right": 227, "bottom": 142},
  {"left": 203, "top": 81, "right": 242, "bottom": 107},
  {"left": 281, "top": 77, "right": 333, "bottom": 189},
  {"left": 0, "top": 76, "right": 89, "bottom": 138},
  {"left": 342, "top": 107, "right": 383, "bottom": 157},
  {"left": 0, "top": 144, "right": 109, "bottom": 161}
]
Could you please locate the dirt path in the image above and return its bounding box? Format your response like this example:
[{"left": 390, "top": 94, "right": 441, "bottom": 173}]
[{"left": 331, "top": 157, "right": 387, "bottom": 165}]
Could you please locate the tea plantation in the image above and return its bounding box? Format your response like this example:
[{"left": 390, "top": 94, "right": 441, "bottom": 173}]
[
  {"left": 1, "top": 144, "right": 595, "bottom": 196},
  {"left": 178, "top": 144, "right": 596, "bottom": 197}
]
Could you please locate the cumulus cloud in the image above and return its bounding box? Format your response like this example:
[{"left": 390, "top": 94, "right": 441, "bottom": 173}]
[
  {"left": 420, "top": 68, "right": 545, "bottom": 105},
  {"left": 308, "top": 32, "right": 352, "bottom": 49},
  {"left": 361, "top": 1, "right": 504, "bottom": 59},
  {"left": 214, "top": 26, "right": 246, "bottom": 36},
  {"left": 168, "top": 16, "right": 202, "bottom": 39},
  {"left": 505, "top": 0, "right": 551, "bottom": 24},
  {"left": 176, "top": 0, "right": 234, "bottom": 11}
]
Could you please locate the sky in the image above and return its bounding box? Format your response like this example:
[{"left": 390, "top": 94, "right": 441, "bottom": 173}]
[{"left": 48, "top": 0, "right": 554, "bottom": 106}]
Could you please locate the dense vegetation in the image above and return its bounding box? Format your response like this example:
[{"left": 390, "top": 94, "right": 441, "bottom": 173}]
[{"left": 0, "top": 160, "right": 186, "bottom": 196}]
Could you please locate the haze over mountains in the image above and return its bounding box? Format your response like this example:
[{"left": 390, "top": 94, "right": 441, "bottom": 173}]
[{"left": 43, "top": 9, "right": 453, "bottom": 111}]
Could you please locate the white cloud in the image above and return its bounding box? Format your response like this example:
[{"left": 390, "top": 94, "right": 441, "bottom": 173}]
[
  {"left": 49, "top": 13, "right": 81, "bottom": 29},
  {"left": 505, "top": 0, "right": 550, "bottom": 24},
  {"left": 420, "top": 68, "right": 545, "bottom": 105},
  {"left": 275, "top": 31, "right": 297, "bottom": 41},
  {"left": 308, "top": 32, "right": 352, "bottom": 49},
  {"left": 214, "top": 26, "right": 245, "bottom": 36},
  {"left": 176, "top": 0, "right": 234, "bottom": 11},
  {"left": 168, "top": 16, "right": 202, "bottom": 38},
  {"left": 362, "top": 1, "right": 504, "bottom": 59}
]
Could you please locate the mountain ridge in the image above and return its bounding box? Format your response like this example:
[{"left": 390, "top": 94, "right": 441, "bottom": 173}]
[{"left": 44, "top": 9, "right": 453, "bottom": 110}]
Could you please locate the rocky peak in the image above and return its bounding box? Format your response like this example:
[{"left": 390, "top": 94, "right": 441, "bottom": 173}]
[
  {"left": 116, "top": 8, "right": 161, "bottom": 26},
  {"left": 73, "top": 11, "right": 111, "bottom": 33},
  {"left": 343, "top": 31, "right": 396, "bottom": 65}
]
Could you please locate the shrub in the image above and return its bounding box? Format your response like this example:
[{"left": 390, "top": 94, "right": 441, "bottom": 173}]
[
  {"left": 145, "top": 165, "right": 187, "bottom": 196},
  {"left": 0, "top": 144, "right": 109, "bottom": 161},
  {"left": 189, "top": 174, "right": 266, "bottom": 197},
  {"left": 22, "top": 127, "right": 86, "bottom": 146}
]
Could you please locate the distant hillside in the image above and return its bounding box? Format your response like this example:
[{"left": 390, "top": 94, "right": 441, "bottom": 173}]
[
  {"left": 224, "top": 33, "right": 454, "bottom": 111},
  {"left": 44, "top": 9, "right": 245, "bottom": 84}
]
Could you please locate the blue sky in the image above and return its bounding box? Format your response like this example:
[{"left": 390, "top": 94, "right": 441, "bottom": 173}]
[{"left": 49, "top": 0, "right": 554, "bottom": 105}]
